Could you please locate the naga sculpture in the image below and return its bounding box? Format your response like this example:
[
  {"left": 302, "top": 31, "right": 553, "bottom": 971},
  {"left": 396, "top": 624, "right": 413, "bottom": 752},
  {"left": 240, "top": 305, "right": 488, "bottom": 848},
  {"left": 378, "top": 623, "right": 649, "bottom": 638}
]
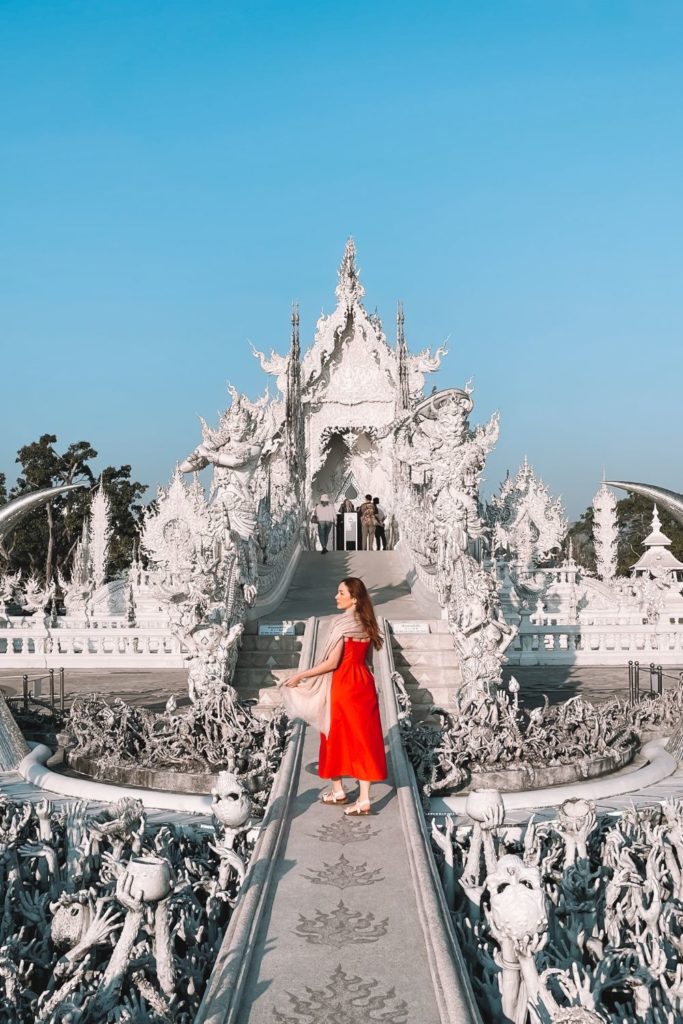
[{"left": 0, "top": 484, "right": 84, "bottom": 547}]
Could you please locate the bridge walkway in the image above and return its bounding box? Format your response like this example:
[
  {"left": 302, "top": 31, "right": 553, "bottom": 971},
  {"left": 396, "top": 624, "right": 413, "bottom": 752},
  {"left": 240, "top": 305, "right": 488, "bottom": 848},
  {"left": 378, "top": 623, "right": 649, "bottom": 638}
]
[{"left": 201, "top": 551, "right": 477, "bottom": 1023}]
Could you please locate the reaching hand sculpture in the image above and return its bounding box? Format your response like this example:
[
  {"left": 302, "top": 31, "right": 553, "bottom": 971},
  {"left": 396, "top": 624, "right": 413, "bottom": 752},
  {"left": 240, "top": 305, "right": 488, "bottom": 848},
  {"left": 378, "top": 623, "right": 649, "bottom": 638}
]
[
  {"left": 0, "top": 793, "right": 261, "bottom": 1023},
  {"left": 440, "top": 793, "right": 683, "bottom": 1024}
]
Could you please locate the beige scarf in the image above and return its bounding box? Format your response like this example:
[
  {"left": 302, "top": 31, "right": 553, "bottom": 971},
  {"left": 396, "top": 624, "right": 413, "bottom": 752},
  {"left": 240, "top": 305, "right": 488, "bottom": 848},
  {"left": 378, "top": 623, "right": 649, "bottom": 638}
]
[{"left": 279, "top": 610, "right": 370, "bottom": 736}]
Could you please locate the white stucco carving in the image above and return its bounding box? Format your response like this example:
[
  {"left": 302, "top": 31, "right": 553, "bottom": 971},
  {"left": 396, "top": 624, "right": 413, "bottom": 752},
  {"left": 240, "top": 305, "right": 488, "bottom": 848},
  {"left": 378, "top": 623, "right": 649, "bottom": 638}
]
[
  {"left": 592, "top": 482, "right": 618, "bottom": 583},
  {"left": 488, "top": 457, "right": 568, "bottom": 572},
  {"left": 89, "top": 482, "right": 112, "bottom": 591},
  {"left": 393, "top": 388, "right": 513, "bottom": 695}
]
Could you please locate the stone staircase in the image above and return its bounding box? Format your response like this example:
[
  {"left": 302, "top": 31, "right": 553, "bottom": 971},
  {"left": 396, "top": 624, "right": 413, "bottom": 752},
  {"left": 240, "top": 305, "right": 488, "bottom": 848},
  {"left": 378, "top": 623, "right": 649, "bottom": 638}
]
[
  {"left": 232, "top": 620, "right": 306, "bottom": 717},
  {"left": 388, "top": 618, "right": 461, "bottom": 720}
]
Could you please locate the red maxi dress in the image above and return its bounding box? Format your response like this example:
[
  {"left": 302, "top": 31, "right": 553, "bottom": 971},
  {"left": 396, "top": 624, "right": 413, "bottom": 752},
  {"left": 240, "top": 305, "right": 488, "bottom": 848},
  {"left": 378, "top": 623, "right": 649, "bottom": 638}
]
[{"left": 318, "top": 638, "right": 388, "bottom": 782}]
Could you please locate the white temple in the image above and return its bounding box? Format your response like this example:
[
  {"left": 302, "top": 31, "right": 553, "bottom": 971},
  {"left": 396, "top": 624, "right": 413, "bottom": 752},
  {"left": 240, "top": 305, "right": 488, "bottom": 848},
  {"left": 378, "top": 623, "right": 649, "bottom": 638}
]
[
  {"left": 255, "top": 239, "right": 445, "bottom": 515},
  {"left": 632, "top": 506, "right": 683, "bottom": 582},
  {"left": 4, "top": 242, "right": 683, "bottom": 672}
]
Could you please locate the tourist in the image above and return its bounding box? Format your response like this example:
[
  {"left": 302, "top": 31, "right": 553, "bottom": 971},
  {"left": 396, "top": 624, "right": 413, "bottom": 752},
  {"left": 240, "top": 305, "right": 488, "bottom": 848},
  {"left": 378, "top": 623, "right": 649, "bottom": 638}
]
[
  {"left": 359, "top": 493, "right": 377, "bottom": 550},
  {"left": 311, "top": 494, "right": 335, "bottom": 553},
  {"left": 373, "top": 497, "right": 387, "bottom": 550},
  {"left": 280, "top": 577, "right": 387, "bottom": 815},
  {"left": 339, "top": 497, "right": 355, "bottom": 513}
]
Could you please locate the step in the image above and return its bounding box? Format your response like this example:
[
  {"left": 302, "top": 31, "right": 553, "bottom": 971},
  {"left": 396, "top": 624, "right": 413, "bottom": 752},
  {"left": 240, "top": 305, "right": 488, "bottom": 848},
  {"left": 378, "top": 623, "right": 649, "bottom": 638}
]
[
  {"left": 392, "top": 650, "right": 461, "bottom": 669},
  {"left": 240, "top": 636, "right": 303, "bottom": 652},
  {"left": 233, "top": 667, "right": 293, "bottom": 688},
  {"left": 242, "top": 620, "right": 306, "bottom": 636},
  {"left": 391, "top": 635, "right": 456, "bottom": 652},
  {"left": 236, "top": 651, "right": 301, "bottom": 669},
  {"left": 388, "top": 619, "right": 451, "bottom": 635},
  {"left": 392, "top": 665, "right": 459, "bottom": 688}
]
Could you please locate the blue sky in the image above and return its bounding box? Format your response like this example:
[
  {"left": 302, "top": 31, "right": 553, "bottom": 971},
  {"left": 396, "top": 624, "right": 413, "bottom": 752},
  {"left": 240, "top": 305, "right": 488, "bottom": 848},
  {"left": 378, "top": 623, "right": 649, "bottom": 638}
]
[{"left": 2, "top": 1, "right": 682, "bottom": 518}]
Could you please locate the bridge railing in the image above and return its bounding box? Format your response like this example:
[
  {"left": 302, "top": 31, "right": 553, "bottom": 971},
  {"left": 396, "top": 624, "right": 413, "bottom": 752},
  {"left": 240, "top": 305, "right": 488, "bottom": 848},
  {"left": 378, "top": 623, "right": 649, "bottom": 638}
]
[{"left": 378, "top": 618, "right": 483, "bottom": 1024}]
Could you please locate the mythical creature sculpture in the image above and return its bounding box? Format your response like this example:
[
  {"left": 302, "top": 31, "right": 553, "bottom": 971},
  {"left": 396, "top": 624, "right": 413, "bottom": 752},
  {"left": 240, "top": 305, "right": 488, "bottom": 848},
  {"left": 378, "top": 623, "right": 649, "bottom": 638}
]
[
  {"left": 455, "top": 570, "right": 516, "bottom": 694},
  {"left": 179, "top": 385, "right": 271, "bottom": 543},
  {"left": 394, "top": 387, "right": 511, "bottom": 696}
]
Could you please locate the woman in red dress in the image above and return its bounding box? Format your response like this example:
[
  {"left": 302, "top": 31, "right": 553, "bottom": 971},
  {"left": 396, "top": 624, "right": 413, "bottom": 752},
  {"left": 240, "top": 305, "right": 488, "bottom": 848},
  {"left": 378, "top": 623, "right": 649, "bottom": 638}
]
[{"left": 283, "top": 577, "right": 387, "bottom": 815}]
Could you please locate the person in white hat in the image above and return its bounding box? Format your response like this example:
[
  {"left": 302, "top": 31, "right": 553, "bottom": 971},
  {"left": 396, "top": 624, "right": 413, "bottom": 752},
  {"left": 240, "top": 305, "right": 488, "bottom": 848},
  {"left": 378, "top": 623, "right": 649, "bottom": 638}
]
[{"left": 311, "top": 493, "right": 336, "bottom": 553}]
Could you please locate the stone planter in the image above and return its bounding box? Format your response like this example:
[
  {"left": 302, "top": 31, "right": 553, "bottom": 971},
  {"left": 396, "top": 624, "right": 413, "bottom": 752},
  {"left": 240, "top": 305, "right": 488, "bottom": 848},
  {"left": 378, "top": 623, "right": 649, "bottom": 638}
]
[
  {"left": 445, "top": 742, "right": 637, "bottom": 796},
  {"left": 65, "top": 751, "right": 224, "bottom": 794}
]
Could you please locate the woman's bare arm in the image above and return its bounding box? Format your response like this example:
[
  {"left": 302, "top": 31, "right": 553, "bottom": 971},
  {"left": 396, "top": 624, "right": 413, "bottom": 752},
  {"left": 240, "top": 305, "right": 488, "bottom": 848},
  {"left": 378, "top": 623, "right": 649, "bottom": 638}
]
[{"left": 283, "top": 639, "right": 344, "bottom": 687}]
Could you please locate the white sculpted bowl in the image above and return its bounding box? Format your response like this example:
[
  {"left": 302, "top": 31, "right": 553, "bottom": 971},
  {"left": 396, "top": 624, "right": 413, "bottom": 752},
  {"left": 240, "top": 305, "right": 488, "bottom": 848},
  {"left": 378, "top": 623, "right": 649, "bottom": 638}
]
[
  {"left": 560, "top": 797, "right": 592, "bottom": 821},
  {"left": 127, "top": 857, "right": 172, "bottom": 903},
  {"left": 465, "top": 788, "right": 504, "bottom": 823}
]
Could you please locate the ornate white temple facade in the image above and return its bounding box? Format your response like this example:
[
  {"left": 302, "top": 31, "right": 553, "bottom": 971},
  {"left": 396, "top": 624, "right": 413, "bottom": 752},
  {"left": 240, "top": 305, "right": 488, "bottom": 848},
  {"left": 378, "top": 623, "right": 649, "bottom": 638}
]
[
  {"left": 3, "top": 242, "right": 508, "bottom": 693},
  {"left": 4, "top": 241, "right": 683, "bottom": 676},
  {"left": 254, "top": 240, "right": 444, "bottom": 518}
]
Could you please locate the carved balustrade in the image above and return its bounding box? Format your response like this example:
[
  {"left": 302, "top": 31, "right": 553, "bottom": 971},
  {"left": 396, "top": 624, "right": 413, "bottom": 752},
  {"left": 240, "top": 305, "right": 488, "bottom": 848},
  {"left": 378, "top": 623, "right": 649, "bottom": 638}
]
[
  {"left": 0, "top": 625, "right": 186, "bottom": 667},
  {"left": 508, "top": 620, "right": 683, "bottom": 666}
]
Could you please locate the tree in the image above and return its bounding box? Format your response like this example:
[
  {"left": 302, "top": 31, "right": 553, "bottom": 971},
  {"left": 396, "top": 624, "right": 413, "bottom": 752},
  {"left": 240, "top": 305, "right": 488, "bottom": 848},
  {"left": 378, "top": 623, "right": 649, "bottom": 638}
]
[
  {"left": 564, "top": 492, "right": 683, "bottom": 577},
  {"left": 1, "top": 434, "right": 147, "bottom": 586},
  {"left": 99, "top": 465, "right": 147, "bottom": 577},
  {"left": 562, "top": 507, "right": 596, "bottom": 573},
  {"left": 616, "top": 492, "right": 683, "bottom": 576}
]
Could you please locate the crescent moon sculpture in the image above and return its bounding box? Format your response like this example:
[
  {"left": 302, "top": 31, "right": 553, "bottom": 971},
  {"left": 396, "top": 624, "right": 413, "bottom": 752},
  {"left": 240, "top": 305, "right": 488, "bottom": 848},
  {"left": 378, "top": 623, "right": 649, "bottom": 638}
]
[
  {"left": 606, "top": 481, "right": 683, "bottom": 528},
  {"left": 0, "top": 484, "right": 86, "bottom": 545}
]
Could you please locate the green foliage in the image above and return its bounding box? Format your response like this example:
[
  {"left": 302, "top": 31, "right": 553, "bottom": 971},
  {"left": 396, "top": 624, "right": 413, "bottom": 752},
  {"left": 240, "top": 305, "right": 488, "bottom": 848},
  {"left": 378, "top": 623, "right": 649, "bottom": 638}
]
[
  {"left": 0, "top": 433, "right": 147, "bottom": 586},
  {"left": 563, "top": 506, "right": 596, "bottom": 573},
  {"left": 565, "top": 492, "right": 683, "bottom": 577},
  {"left": 616, "top": 492, "right": 683, "bottom": 575}
]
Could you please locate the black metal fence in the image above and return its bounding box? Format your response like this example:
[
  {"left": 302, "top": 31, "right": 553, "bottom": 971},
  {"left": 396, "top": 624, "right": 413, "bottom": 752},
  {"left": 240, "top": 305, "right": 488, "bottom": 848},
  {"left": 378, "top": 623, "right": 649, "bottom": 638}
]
[
  {"left": 628, "top": 660, "right": 683, "bottom": 703},
  {"left": 3, "top": 668, "right": 66, "bottom": 716}
]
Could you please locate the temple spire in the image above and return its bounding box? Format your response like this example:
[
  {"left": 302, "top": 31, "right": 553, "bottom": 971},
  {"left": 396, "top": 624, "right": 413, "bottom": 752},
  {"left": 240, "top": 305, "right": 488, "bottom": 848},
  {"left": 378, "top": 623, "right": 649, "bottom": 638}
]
[
  {"left": 286, "top": 302, "right": 304, "bottom": 480},
  {"left": 396, "top": 301, "right": 411, "bottom": 412},
  {"left": 290, "top": 302, "right": 300, "bottom": 361},
  {"left": 335, "top": 237, "right": 365, "bottom": 307}
]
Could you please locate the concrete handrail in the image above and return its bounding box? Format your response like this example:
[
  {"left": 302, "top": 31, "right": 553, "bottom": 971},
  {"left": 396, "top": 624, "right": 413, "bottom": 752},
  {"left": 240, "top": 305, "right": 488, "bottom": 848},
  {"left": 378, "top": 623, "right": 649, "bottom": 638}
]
[
  {"left": 247, "top": 536, "right": 305, "bottom": 620},
  {"left": 195, "top": 615, "right": 318, "bottom": 1024},
  {"left": 378, "top": 618, "right": 482, "bottom": 1024}
]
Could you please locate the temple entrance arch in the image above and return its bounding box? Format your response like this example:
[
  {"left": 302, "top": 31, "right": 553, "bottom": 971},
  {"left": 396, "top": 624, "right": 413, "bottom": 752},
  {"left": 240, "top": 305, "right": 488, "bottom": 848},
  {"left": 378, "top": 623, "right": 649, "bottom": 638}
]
[{"left": 311, "top": 427, "right": 390, "bottom": 509}]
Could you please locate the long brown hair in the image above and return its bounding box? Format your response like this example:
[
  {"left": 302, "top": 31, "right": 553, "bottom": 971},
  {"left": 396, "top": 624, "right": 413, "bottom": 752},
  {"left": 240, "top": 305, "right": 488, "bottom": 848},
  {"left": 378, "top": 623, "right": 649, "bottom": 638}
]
[{"left": 342, "top": 577, "right": 383, "bottom": 650}]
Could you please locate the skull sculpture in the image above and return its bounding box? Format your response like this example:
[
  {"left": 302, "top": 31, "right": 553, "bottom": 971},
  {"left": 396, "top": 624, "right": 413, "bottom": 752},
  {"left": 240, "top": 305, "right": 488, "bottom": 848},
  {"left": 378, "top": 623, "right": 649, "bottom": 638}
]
[
  {"left": 211, "top": 770, "right": 251, "bottom": 830},
  {"left": 50, "top": 893, "right": 95, "bottom": 950},
  {"left": 485, "top": 854, "right": 547, "bottom": 943}
]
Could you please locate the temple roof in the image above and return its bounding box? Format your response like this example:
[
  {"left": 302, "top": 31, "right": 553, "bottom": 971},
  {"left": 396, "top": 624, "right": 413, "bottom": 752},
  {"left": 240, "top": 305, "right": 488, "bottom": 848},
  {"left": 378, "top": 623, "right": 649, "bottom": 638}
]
[
  {"left": 641, "top": 506, "right": 673, "bottom": 547},
  {"left": 632, "top": 547, "right": 683, "bottom": 571},
  {"left": 632, "top": 505, "right": 683, "bottom": 572}
]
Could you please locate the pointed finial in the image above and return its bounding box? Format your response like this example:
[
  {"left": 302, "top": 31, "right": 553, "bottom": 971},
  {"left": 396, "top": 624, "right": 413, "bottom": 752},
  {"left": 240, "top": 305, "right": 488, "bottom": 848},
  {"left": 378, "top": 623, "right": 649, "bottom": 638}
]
[
  {"left": 396, "top": 300, "right": 410, "bottom": 411},
  {"left": 335, "top": 237, "right": 365, "bottom": 306},
  {"left": 652, "top": 503, "right": 662, "bottom": 531},
  {"left": 290, "top": 301, "right": 300, "bottom": 359}
]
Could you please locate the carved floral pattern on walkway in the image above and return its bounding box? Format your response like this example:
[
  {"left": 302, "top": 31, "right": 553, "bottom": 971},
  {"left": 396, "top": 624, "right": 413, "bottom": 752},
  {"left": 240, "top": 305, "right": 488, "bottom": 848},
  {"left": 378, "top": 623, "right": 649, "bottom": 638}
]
[
  {"left": 294, "top": 899, "right": 389, "bottom": 947},
  {"left": 304, "top": 852, "right": 384, "bottom": 889},
  {"left": 272, "top": 964, "right": 409, "bottom": 1023}
]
